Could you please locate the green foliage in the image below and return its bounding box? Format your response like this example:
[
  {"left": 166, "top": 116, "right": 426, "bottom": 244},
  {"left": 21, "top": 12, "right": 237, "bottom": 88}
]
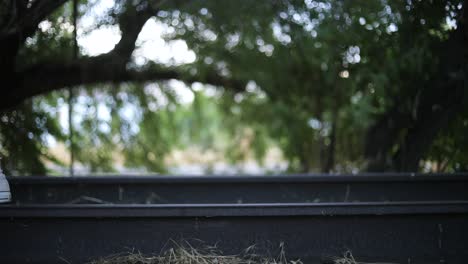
[
  {"left": 1, "top": 0, "right": 466, "bottom": 174},
  {"left": 426, "top": 108, "right": 468, "bottom": 172},
  {"left": 156, "top": 0, "right": 465, "bottom": 172},
  {"left": 16, "top": 2, "right": 77, "bottom": 68},
  {"left": 0, "top": 93, "right": 65, "bottom": 175}
]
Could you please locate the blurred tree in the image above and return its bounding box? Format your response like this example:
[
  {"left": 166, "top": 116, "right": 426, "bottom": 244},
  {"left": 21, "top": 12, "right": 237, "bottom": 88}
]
[
  {"left": 0, "top": 93, "right": 65, "bottom": 174},
  {"left": 0, "top": 0, "right": 466, "bottom": 174},
  {"left": 157, "top": 0, "right": 467, "bottom": 172}
]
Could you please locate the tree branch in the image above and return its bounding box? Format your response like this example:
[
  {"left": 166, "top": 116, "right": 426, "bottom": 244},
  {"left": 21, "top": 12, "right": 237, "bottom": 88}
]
[
  {"left": 0, "top": 58, "right": 245, "bottom": 110},
  {"left": 0, "top": 0, "right": 69, "bottom": 40},
  {"left": 21, "top": 0, "right": 70, "bottom": 40}
]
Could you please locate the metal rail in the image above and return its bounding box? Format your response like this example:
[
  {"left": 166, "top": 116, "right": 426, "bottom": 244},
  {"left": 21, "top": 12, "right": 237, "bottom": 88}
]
[
  {"left": 1, "top": 201, "right": 468, "bottom": 264},
  {"left": 2, "top": 174, "right": 468, "bottom": 263},
  {"left": 1, "top": 201, "right": 468, "bottom": 217},
  {"left": 7, "top": 174, "right": 468, "bottom": 204}
]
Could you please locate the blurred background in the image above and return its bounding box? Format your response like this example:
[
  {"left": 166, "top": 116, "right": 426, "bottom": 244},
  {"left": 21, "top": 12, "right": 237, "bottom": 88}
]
[{"left": 0, "top": 0, "right": 466, "bottom": 176}]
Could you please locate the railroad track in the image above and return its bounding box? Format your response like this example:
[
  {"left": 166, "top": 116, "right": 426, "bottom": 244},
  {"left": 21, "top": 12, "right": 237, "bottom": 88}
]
[
  {"left": 1, "top": 174, "right": 468, "bottom": 263},
  {"left": 7, "top": 173, "right": 468, "bottom": 204}
]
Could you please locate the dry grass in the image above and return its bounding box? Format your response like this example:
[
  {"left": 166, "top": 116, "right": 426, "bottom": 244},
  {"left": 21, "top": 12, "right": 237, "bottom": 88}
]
[
  {"left": 329, "top": 251, "right": 399, "bottom": 264},
  {"left": 329, "top": 251, "right": 360, "bottom": 264},
  {"left": 88, "top": 240, "right": 302, "bottom": 264},
  {"left": 88, "top": 241, "right": 397, "bottom": 264}
]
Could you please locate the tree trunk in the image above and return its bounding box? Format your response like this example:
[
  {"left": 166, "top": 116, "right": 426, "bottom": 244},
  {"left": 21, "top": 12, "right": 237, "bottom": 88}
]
[{"left": 322, "top": 108, "right": 337, "bottom": 173}]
